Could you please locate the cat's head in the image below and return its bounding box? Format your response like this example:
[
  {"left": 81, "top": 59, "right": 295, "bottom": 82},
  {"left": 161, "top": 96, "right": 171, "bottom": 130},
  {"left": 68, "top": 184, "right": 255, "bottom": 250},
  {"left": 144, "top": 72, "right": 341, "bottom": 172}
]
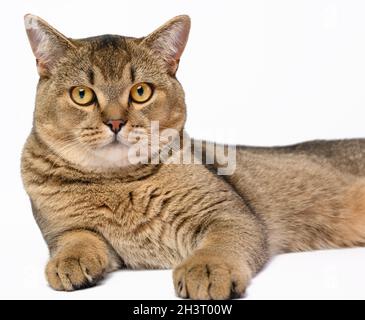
[{"left": 24, "top": 14, "right": 190, "bottom": 171}]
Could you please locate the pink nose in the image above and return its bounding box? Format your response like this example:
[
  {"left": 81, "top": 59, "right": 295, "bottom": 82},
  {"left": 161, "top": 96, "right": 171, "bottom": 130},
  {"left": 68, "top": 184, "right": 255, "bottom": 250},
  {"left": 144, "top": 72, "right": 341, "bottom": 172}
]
[{"left": 105, "top": 119, "right": 124, "bottom": 134}]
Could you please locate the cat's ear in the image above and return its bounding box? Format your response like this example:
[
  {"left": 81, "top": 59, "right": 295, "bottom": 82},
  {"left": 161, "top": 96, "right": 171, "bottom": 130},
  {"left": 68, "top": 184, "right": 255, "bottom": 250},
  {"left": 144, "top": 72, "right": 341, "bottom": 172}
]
[
  {"left": 141, "top": 15, "right": 191, "bottom": 75},
  {"left": 24, "top": 14, "right": 75, "bottom": 77}
]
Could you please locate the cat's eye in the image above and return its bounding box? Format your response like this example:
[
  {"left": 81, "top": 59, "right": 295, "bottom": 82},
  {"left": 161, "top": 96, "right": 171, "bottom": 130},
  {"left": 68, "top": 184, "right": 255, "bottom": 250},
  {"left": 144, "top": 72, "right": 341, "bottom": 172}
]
[
  {"left": 130, "top": 83, "right": 153, "bottom": 103},
  {"left": 70, "top": 86, "right": 96, "bottom": 106}
]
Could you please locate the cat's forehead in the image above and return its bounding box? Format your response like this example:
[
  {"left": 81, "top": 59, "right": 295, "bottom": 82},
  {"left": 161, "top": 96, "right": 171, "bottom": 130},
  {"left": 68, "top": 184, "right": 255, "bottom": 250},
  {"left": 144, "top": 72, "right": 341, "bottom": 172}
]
[{"left": 76, "top": 35, "right": 133, "bottom": 81}]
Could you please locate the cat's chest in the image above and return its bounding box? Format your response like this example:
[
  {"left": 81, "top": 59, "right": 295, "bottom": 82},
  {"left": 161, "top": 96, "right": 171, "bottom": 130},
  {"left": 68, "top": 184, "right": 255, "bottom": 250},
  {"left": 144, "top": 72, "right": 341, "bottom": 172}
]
[
  {"left": 69, "top": 180, "right": 184, "bottom": 268},
  {"left": 32, "top": 165, "right": 210, "bottom": 268}
]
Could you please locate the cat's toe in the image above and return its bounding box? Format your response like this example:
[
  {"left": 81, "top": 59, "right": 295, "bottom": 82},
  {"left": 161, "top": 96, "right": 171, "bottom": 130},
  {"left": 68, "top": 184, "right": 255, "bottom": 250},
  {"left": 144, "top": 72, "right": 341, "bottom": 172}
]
[
  {"left": 173, "top": 255, "right": 249, "bottom": 300},
  {"left": 46, "top": 252, "right": 107, "bottom": 291}
]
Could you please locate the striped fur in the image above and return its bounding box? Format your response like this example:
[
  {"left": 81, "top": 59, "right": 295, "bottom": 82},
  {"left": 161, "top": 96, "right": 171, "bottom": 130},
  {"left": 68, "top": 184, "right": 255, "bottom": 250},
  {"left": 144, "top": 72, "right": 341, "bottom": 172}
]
[{"left": 22, "top": 15, "right": 365, "bottom": 299}]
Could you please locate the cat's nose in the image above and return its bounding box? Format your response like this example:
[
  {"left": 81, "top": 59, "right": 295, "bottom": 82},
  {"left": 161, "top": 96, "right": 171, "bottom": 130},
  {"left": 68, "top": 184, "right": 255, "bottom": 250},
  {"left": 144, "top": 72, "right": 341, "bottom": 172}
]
[{"left": 104, "top": 119, "right": 125, "bottom": 134}]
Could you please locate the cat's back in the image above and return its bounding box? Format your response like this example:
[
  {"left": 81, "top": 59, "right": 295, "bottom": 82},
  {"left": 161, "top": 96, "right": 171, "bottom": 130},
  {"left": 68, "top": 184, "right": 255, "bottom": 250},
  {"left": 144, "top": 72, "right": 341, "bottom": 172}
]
[
  {"left": 238, "top": 138, "right": 365, "bottom": 177},
  {"left": 195, "top": 138, "right": 365, "bottom": 177}
]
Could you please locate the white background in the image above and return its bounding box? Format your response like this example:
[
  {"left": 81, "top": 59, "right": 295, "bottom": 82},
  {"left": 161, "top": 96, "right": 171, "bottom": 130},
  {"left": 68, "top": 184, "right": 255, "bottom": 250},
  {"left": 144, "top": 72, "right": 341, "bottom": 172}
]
[{"left": 1, "top": 0, "right": 365, "bottom": 300}]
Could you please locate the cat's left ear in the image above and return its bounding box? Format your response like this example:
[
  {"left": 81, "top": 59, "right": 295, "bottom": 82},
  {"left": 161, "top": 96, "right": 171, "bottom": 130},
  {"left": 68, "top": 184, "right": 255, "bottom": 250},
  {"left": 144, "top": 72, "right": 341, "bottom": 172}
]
[
  {"left": 141, "top": 15, "right": 191, "bottom": 75},
  {"left": 24, "top": 14, "right": 76, "bottom": 77}
]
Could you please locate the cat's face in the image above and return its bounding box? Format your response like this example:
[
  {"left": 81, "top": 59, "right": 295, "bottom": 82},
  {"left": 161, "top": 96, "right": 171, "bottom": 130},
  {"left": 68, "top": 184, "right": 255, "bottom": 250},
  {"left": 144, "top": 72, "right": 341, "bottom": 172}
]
[{"left": 25, "top": 15, "right": 190, "bottom": 171}]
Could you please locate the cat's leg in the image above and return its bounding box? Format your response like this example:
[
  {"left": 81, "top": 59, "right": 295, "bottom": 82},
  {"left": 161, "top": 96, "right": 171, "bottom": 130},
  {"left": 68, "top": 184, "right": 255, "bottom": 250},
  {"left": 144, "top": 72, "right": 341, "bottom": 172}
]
[
  {"left": 173, "top": 210, "right": 268, "bottom": 300},
  {"left": 45, "top": 230, "right": 121, "bottom": 291}
]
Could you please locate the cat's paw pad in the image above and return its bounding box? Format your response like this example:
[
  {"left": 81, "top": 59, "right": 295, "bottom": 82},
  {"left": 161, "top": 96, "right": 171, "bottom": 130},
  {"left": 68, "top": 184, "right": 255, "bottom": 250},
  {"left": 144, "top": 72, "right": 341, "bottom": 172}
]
[
  {"left": 173, "top": 256, "right": 249, "bottom": 300},
  {"left": 46, "top": 250, "right": 108, "bottom": 291}
]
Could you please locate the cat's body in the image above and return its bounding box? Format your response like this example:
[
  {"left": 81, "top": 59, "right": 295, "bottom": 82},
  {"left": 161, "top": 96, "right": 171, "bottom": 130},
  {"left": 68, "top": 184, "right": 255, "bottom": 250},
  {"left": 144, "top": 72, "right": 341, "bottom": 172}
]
[
  {"left": 21, "top": 14, "right": 365, "bottom": 299},
  {"left": 227, "top": 140, "right": 365, "bottom": 253}
]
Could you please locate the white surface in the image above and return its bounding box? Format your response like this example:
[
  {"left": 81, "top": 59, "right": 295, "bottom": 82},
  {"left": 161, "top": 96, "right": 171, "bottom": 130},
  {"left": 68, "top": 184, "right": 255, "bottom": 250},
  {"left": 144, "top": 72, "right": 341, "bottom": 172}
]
[
  {"left": 4, "top": 244, "right": 365, "bottom": 300},
  {"left": 1, "top": 0, "right": 365, "bottom": 300}
]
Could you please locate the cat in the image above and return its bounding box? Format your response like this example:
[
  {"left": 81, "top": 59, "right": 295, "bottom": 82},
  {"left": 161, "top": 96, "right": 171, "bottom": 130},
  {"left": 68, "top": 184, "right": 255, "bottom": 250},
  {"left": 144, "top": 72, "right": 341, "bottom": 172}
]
[{"left": 21, "top": 14, "right": 365, "bottom": 300}]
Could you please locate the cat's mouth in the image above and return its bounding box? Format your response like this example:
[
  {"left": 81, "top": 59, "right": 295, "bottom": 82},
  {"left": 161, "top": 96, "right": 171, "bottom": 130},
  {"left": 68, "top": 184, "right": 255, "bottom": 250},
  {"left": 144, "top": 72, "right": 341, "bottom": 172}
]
[
  {"left": 110, "top": 140, "right": 122, "bottom": 146},
  {"left": 100, "top": 136, "right": 130, "bottom": 150}
]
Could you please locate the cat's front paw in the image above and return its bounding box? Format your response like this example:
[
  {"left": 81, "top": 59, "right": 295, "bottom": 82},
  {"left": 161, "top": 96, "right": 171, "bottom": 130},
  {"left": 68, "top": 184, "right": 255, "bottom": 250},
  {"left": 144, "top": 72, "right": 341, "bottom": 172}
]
[
  {"left": 173, "top": 253, "right": 250, "bottom": 300},
  {"left": 45, "top": 248, "right": 108, "bottom": 291}
]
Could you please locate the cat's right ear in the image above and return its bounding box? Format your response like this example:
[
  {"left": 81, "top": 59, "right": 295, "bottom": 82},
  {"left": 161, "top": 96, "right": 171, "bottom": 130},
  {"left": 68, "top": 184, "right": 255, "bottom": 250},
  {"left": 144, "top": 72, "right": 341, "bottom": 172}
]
[{"left": 24, "top": 14, "right": 75, "bottom": 77}]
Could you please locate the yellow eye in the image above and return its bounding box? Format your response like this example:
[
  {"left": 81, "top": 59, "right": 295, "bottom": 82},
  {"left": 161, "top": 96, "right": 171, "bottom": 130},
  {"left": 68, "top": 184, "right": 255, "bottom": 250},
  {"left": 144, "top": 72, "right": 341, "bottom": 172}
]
[
  {"left": 70, "top": 86, "right": 96, "bottom": 106},
  {"left": 130, "top": 83, "right": 153, "bottom": 103}
]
